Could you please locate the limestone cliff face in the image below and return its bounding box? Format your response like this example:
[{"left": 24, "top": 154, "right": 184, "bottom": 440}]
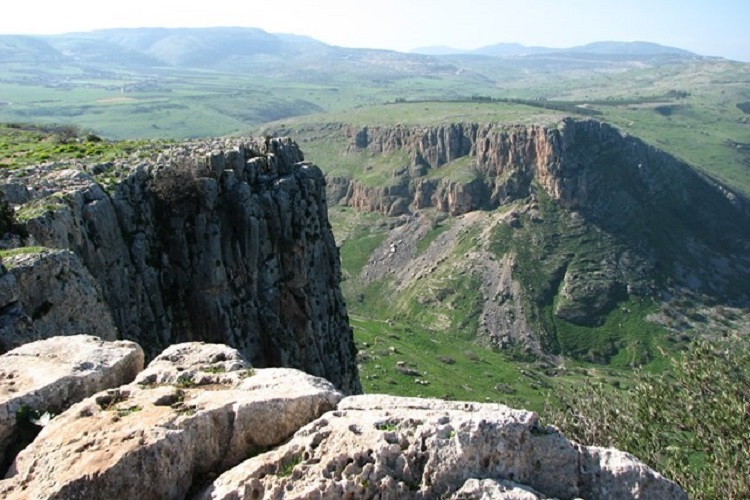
[
  {"left": 335, "top": 119, "right": 750, "bottom": 221},
  {"left": 0, "top": 250, "right": 117, "bottom": 353},
  {"left": 3, "top": 138, "right": 360, "bottom": 394},
  {"left": 332, "top": 119, "right": 750, "bottom": 304},
  {"left": 321, "top": 118, "right": 750, "bottom": 348}
]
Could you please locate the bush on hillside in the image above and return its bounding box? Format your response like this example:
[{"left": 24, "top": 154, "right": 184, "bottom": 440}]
[
  {"left": 0, "top": 193, "right": 16, "bottom": 236},
  {"left": 51, "top": 124, "right": 80, "bottom": 144},
  {"left": 149, "top": 161, "right": 200, "bottom": 218},
  {"left": 0, "top": 192, "right": 27, "bottom": 240},
  {"left": 545, "top": 339, "right": 750, "bottom": 499}
]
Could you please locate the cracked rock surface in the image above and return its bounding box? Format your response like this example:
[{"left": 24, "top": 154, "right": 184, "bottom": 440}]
[
  {"left": 1, "top": 342, "right": 341, "bottom": 500},
  {"left": 0, "top": 335, "right": 143, "bottom": 470},
  {"left": 201, "top": 395, "right": 686, "bottom": 500},
  {"left": 0, "top": 339, "right": 686, "bottom": 500}
]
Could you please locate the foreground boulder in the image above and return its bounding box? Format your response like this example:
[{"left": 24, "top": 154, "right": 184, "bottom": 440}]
[
  {"left": 1, "top": 342, "right": 342, "bottom": 500},
  {"left": 0, "top": 340, "right": 687, "bottom": 499},
  {"left": 201, "top": 394, "right": 686, "bottom": 500},
  {"left": 0, "top": 335, "right": 143, "bottom": 470}
]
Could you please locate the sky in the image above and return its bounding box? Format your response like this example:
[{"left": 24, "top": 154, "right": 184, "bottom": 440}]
[{"left": 1, "top": 0, "right": 748, "bottom": 61}]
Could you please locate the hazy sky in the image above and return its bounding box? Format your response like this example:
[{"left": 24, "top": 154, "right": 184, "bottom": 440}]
[{"left": 2, "top": 0, "right": 748, "bottom": 61}]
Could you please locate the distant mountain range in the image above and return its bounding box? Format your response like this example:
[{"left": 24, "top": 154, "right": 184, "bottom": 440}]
[
  {"left": 412, "top": 41, "right": 697, "bottom": 57},
  {"left": 0, "top": 27, "right": 705, "bottom": 77}
]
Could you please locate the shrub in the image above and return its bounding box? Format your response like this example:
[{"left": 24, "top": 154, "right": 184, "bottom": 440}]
[
  {"left": 0, "top": 192, "right": 27, "bottom": 239},
  {"left": 545, "top": 340, "right": 750, "bottom": 499},
  {"left": 0, "top": 192, "right": 16, "bottom": 236},
  {"left": 52, "top": 124, "right": 80, "bottom": 144},
  {"left": 149, "top": 163, "right": 200, "bottom": 217}
]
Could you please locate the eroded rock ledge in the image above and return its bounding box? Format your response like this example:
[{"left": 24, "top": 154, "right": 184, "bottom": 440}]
[
  {"left": 0, "top": 137, "right": 360, "bottom": 394},
  {"left": 329, "top": 120, "right": 749, "bottom": 221},
  {"left": 322, "top": 119, "right": 750, "bottom": 328},
  {"left": 0, "top": 336, "right": 686, "bottom": 500}
]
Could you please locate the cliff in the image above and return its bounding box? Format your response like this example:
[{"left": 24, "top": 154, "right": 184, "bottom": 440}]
[
  {"left": 333, "top": 120, "right": 750, "bottom": 291},
  {"left": 0, "top": 137, "right": 360, "bottom": 394},
  {"left": 332, "top": 120, "right": 749, "bottom": 222},
  {"left": 313, "top": 118, "right": 750, "bottom": 351}
]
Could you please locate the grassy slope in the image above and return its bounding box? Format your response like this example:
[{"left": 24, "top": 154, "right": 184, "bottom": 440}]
[
  {"left": 0, "top": 123, "right": 173, "bottom": 168},
  {"left": 267, "top": 60, "right": 750, "bottom": 196},
  {"left": 277, "top": 62, "right": 749, "bottom": 411},
  {"left": 331, "top": 206, "right": 552, "bottom": 409},
  {"left": 330, "top": 205, "right": 672, "bottom": 413},
  {"left": 3, "top": 56, "right": 747, "bottom": 192}
]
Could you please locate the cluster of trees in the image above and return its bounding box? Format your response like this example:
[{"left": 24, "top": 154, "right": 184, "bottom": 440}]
[{"left": 546, "top": 340, "right": 750, "bottom": 499}]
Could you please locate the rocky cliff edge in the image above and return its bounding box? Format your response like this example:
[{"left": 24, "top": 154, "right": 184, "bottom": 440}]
[
  {"left": 0, "top": 137, "right": 360, "bottom": 394},
  {"left": 0, "top": 336, "right": 687, "bottom": 500}
]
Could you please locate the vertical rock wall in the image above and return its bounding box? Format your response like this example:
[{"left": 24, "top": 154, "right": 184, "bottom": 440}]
[{"left": 19, "top": 138, "right": 361, "bottom": 394}]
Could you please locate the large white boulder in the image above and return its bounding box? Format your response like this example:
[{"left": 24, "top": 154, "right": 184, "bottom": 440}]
[
  {"left": 201, "top": 394, "right": 687, "bottom": 500},
  {"left": 0, "top": 342, "right": 342, "bottom": 500},
  {"left": 0, "top": 335, "right": 143, "bottom": 469}
]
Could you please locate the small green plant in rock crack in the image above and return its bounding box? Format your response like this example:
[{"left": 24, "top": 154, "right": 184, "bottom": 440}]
[
  {"left": 167, "top": 389, "right": 195, "bottom": 416},
  {"left": 201, "top": 365, "right": 227, "bottom": 374},
  {"left": 96, "top": 390, "right": 129, "bottom": 411},
  {"left": 115, "top": 406, "right": 142, "bottom": 419},
  {"left": 176, "top": 374, "right": 197, "bottom": 388},
  {"left": 238, "top": 368, "right": 256, "bottom": 379},
  {"left": 375, "top": 421, "right": 398, "bottom": 432},
  {"left": 277, "top": 454, "right": 303, "bottom": 477},
  {"left": 172, "top": 404, "right": 197, "bottom": 417}
]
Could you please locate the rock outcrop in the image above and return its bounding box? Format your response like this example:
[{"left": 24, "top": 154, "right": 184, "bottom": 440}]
[
  {"left": 0, "top": 249, "right": 116, "bottom": 353},
  {"left": 333, "top": 119, "right": 749, "bottom": 226},
  {"left": 0, "top": 137, "right": 360, "bottom": 394},
  {"left": 319, "top": 119, "right": 750, "bottom": 333},
  {"left": 0, "top": 337, "right": 686, "bottom": 500},
  {"left": 203, "top": 394, "right": 686, "bottom": 499},
  {"left": 1, "top": 341, "right": 342, "bottom": 500},
  {"left": 0, "top": 335, "right": 143, "bottom": 469}
]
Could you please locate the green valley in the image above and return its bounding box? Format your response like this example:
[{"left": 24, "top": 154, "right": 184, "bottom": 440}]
[{"left": 2, "top": 28, "right": 749, "bottom": 496}]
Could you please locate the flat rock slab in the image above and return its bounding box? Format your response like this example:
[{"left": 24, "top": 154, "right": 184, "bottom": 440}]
[
  {"left": 1, "top": 342, "right": 342, "bottom": 500},
  {"left": 0, "top": 335, "right": 144, "bottom": 469},
  {"left": 201, "top": 394, "right": 686, "bottom": 500}
]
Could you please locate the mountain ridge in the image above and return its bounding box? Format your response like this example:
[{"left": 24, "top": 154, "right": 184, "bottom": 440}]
[
  {"left": 277, "top": 117, "right": 750, "bottom": 360},
  {"left": 413, "top": 41, "right": 698, "bottom": 58},
  {"left": 0, "top": 27, "right": 709, "bottom": 73}
]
